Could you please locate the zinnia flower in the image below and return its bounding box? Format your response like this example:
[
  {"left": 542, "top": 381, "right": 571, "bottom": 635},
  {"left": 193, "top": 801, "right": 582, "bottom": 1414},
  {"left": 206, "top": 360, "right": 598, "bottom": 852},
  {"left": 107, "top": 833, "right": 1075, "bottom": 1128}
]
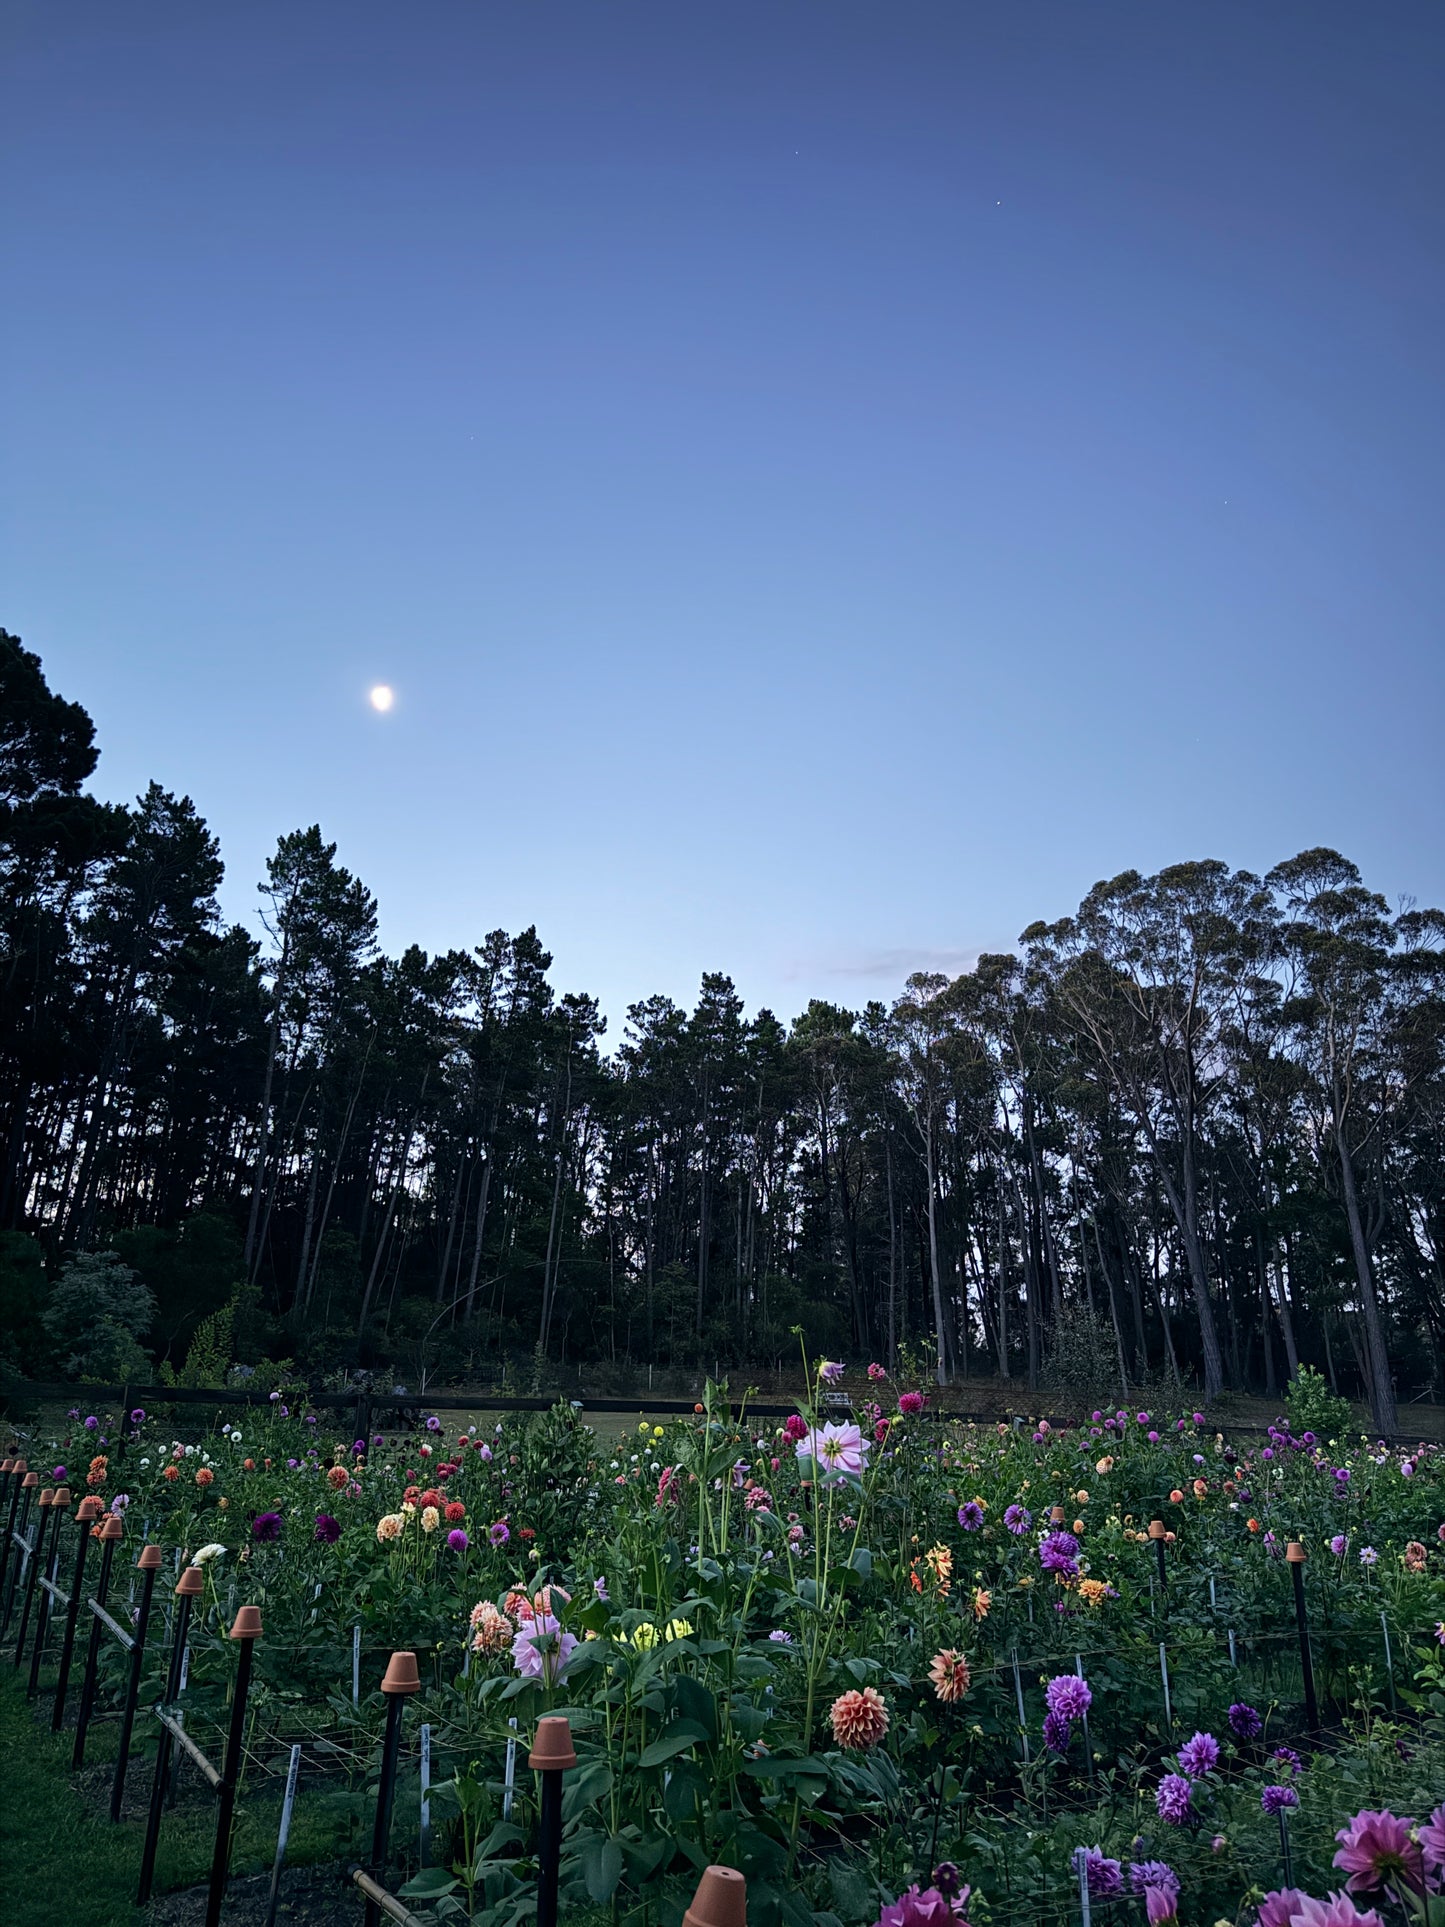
[
  {"left": 829, "top": 1686, "right": 889, "bottom": 1748},
  {"left": 928, "top": 1650, "right": 971, "bottom": 1702},
  {"left": 313, "top": 1513, "right": 341, "bottom": 1544},
  {"left": 1332, "top": 1809, "right": 1425, "bottom": 1895}
]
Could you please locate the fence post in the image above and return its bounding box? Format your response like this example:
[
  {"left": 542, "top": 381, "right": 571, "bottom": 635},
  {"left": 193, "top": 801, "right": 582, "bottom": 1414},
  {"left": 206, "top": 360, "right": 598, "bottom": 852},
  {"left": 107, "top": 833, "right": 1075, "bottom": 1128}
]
[
  {"left": 136, "top": 1564, "right": 203, "bottom": 1881},
  {"left": 0, "top": 1458, "right": 22, "bottom": 1598},
  {"left": 72, "top": 1515, "right": 124, "bottom": 1765},
  {"left": 419, "top": 1723, "right": 432, "bottom": 1866},
  {"left": 362, "top": 1651, "right": 422, "bottom": 1927},
  {"left": 1073, "top": 1846, "right": 1093, "bottom": 1927},
  {"left": 12, "top": 1479, "right": 55, "bottom": 1664},
  {"left": 1, "top": 1470, "right": 37, "bottom": 1637},
  {"left": 111, "top": 1544, "right": 164, "bottom": 1808},
  {"left": 1286, "top": 1543, "right": 1319, "bottom": 1734},
  {"left": 27, "top": 1483, "right": 74, "bottom": 1696},
  {"left": 530, "top": 1716, "right": 576, "bottom": 1927},
  {"left": 203, "top": 1605, "right": 263, "bottom": 1927},
  {"left": 51, "top": 1496, "right": 103, "bottom": 1726}
]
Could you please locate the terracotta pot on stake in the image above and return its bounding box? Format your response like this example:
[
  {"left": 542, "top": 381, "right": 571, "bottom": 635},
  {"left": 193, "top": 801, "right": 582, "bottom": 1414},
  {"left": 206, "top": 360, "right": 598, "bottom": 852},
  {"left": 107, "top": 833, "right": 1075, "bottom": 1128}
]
[
  {"left": 530, "top": 1716, "right": 577, "bottom": 1927},
  {"left": 361, "top": 1651, "right": 422, "bottom": 1927},
  {"left": 1286, "top": 1543, "right": 1319, "bottom": 1733},
  {"left": 137, "top": 1565, "right": 205, "bottom": 1887}
]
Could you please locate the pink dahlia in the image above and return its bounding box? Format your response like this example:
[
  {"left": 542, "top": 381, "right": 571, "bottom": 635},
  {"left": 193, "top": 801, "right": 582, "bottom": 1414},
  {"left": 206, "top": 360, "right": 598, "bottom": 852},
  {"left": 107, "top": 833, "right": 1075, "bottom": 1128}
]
[
  {"left": 798, "top": 1421, "right": 868, "bottom": 1479},
  {"left": 1333, "top": 1810, "right": 1425, "bottom": 1895},
  {"left": 875, "top": 1886, "right": 966, "bottom": 1927},
  {"left": 830, "top": 1686, "right": 890, "bottom": 1748},
  {"left": 1291, "top": 1897, "right": 1386, "bottom": 1927},
  {"left": 1419, "top": 1803, "right": 1445, "bottom": 1877},
  {"left": 1257, "top": 1892, "right": 1309, "bottom": 1927}
]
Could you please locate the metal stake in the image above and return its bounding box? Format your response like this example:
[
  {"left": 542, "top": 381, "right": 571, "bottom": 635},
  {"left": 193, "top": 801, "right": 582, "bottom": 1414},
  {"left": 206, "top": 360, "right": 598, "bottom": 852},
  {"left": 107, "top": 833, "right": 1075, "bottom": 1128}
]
[
  {"left": 530, "top": 1717, "right": 576, "bottom": 1927},
  {"left": 73, "top": 1518, "right": 123, "bottom": 1764},
  {"left": 363, "top": 1651, "right": 422, "bottom": 1927},
  {"left": 1011, "top": 1648, "right": 1031, "bottom": 1763},
  {"left": 1379, "top": 1612, "right": 1396, "bottom": 1713},
  {"left": 53, "top": 1498, "right": 103, "bottom": 1726},
  {"left": 1286, "top": 1543, "right": 1319, "bottom": 1734},
  {"left": 204, "top": 1605, "right": 263, "bottom": 1927},
  {"left": 1158, "top": 1642, "right": 1172, "bottom": 1729},
  {"left": 419, "top": 1723, "right": 432, "bottom": 1865},
  {"left": 112, "top": 1547, "right": 163, "bottom": 1811},
  {"left": 262, "top": 1745, "right": 303, "bottom": 1927},
  {"left": 1074, "top": 1845, "right": 1093, "bottom": 1927}
]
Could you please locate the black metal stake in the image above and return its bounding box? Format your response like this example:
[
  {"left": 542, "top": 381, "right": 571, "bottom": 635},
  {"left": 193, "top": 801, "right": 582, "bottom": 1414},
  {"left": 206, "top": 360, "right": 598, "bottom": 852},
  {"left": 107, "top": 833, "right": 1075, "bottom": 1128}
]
[
  {"left": 72, "top": 1525, "right": 122, "bottom": 1766},
  {"left": 14, "top": 1493, "right": 59, "bottom": 1668},
  {"left": 530, "top": 1716, "right": 577, "bottom": 1927},
  {"left": 204, "top": 1612, "right": 261, "bottom": 1927},
  {"left": 135, "top": 1575, "right": 198, "bottom": 1873},
  {"left": 52, "top": 1503, "right": 100, "bottom": 1727},
  {"left": 1287, "top": 1544, "right": 1320, "bottom": 1734},
  {"left": 0, "top": 1461, "right": 21, "bottom": 1597},
  {"left": 1, "top": 1477, "right": 35, "bottom": 1638},
  {"left": 111, "top": 1549, "right": 163, "bottom": 1807},
  {"left": 27, "top": 1496, "right": 70, "bottom": 1696},
  {"left": 363, "top": 1696, "right": 407, "bottom": 1927}
]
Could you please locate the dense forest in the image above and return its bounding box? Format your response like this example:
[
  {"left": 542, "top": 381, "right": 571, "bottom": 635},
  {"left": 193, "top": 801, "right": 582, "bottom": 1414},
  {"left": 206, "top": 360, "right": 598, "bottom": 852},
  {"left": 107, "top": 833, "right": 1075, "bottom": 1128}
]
[{"left": 3, "top": 630, "right": 1443, "bottom": 1430}]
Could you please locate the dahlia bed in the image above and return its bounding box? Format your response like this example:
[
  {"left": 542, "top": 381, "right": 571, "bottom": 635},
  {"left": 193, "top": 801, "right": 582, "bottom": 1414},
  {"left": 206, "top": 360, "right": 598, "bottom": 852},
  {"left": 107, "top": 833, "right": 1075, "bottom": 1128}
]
[{"left": 26, "top": 1366, "right": 1445, "bottom": 1927}]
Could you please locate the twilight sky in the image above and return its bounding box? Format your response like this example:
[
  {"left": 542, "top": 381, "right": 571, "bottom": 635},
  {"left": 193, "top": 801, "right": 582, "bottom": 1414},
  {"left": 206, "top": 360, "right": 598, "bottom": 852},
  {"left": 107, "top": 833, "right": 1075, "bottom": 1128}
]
[{"left": 3, "top": 2, "right": 1442, "bottom": 1032}]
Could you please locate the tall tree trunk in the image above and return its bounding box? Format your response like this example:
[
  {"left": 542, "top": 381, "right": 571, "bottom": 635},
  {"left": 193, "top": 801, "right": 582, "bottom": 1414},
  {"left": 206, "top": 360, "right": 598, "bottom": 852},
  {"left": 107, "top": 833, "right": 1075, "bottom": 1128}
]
[{"left": 1335, "top": 1130, "right": 1397, "bottom": 1433}]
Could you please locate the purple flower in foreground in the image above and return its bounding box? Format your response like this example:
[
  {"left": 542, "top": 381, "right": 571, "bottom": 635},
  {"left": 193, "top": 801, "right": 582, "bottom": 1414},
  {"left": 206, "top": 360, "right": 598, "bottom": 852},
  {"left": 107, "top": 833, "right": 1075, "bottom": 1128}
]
[
  {"left": 592, "top": 1575, "right": 609, "bottom": 1601},
  {"left": 877, "top": 1885, "right": 968, "bottom": 1927},
  {"left": 1043, "top": 1709, "right": 1073, "bottom": 1753},
  {"left": 447, "top": 1528, "right": 469, "bottom": 1551},
  {"left": 252, "top": 1511, "right": 282, "bottom": 1542},
  {"left": 313, "top": 1513, "right": 341, "bottom": 1544},
  {"left": 1003, "top": 1503, "right": 1032, "bottom": 1535},
  {"left": 1177, "top": 1731, "right": 1220, "bottom": 1779},
  {"left": 1418, "top": 1803, "right": 1445, "bottom": 1877},
  {"left": 84, "top": 1415, "right": 98, "bottom": 1430},
  {"left": 1332, "top": 1809, "right": 1425, "bottom": 1895},
  {"left": 1039, "top": 1530, "right": 1080, "bottom": 1575},
  {"left": 957, "top": 1501, "right": 984, "bottom": 1531},
  {"left": 1045, "top": 1674, "right": 1092, "bottom": 1721},
  {"left": 1079, "top": 1850, "right": 1122, "bottom": 1897},
  {"left": 1261, "top": 1785, "right": 1299, "bottom": 1816},
  {"left": 1256, "top": 1891, "right": 1309, "bottom": 1927},
  {"left": 1156, "top": 1774, "right": 1194, "bottom": 1825},
  {"left": 1229, "top": 1701, "right": 1263, "bottom": 1740},
  {"left": 1129, "top": 1862, "right": 1179, "bottom": 1899},
  {"left": 931, "top": 1863, "right": 965, "bottom": 1901},
  {"left": 1146, "top": 1889, "right": 1177, "bottom": 1924}
]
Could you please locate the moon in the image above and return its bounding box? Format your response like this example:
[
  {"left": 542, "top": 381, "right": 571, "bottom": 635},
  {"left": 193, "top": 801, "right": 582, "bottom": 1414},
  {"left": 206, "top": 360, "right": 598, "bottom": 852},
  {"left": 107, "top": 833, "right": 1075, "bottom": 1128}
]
[{"left": 369, "top": 684, "right": 394, "bottom": 713}]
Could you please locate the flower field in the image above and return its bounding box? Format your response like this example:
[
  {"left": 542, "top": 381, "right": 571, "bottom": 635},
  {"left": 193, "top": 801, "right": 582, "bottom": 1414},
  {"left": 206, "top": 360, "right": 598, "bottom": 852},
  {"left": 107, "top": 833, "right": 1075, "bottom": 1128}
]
[{"left": 8, "top": 1366, "right": 1445, "bottom": 1927}]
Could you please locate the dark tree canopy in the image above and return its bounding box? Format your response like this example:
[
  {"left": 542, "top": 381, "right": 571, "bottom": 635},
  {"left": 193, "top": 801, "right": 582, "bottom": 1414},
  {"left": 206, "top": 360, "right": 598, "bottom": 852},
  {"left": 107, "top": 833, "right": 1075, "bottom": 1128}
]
[{"left": 2, "top": 633, "right": 1442, "bottom": 1427}]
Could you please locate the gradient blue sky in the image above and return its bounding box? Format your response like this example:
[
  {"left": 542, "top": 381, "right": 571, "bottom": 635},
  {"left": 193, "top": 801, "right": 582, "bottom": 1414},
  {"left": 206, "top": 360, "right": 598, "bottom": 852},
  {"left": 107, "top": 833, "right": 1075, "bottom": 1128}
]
[{"left": 4, "top": 2, "right": 1442, "bottom": 1032}]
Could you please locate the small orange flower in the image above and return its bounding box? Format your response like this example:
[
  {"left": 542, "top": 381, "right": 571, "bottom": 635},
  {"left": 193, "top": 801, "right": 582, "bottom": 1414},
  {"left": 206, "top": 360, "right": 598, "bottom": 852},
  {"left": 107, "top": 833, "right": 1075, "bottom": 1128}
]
[
  {"left": 1073, "top": 1519, "right": 1085, "bottom": 1534},
  {"left": 971, "top": 1586, "right": 991, "bottom": 1619},
  {"left": 1193, "top": 1479, "right": 1208, "bottom": 1498},
  {"left": 195, "top": 1467, "right": 214, "bottom": 1487},
  {"left": 243, "top": 1458, "right": 255, "bottom": 1471},
  {"left": 1169, "top": 1489, "right": 1183, "bottom": 1504},
  {"left": 327, "top": 1465, "right": 349, "bottom": 1490},
  {"left": 445, "top": 1501, "right": 466, "bottom": 1524},
  {"left": 1246, "top": 1518, "right": 1260, "bottom": 1532},
  {"left": 163, "top": 1465, "right": 179, "bottom": 1482}
]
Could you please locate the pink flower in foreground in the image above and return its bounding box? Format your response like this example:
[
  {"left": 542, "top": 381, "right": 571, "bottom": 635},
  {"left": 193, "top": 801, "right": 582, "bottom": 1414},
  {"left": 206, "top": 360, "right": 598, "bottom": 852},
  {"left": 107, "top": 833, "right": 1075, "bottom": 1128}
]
[
  {"left": 1418, "top": 1803, "right": 1445, "bottom": 1877},
  {"left": 1257, "top": 1892, "right": 1309, "bottom": 1927},
  {"left": 875, "top": 1886, "right": 967, "bottom": 1927},
  {"left": 1333, "top": 1810, "right": 1424, "bottom": 1895},
  {"left": 1290, "top": 1896, "right": 1385, "bottom": 1927},
  {"left": 1145, "top": 1888, "right": 1178, "bottom": 1924},
  {"left": 830, "top": 1686, "right": 889, "bottom": 1748},
  {"left": 797, "top": 1421, "right": 868, "bottom": 1479}
]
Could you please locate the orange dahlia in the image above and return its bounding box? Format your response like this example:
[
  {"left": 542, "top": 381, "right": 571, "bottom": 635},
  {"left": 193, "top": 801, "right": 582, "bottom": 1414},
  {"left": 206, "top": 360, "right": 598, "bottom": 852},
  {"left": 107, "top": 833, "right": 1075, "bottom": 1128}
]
[
  {"left": 928, "top": 1649, "right": 971, "bottom": 1703},
  {"left": 829, "top": 1687, "right": 889, "bottom": 1749}
]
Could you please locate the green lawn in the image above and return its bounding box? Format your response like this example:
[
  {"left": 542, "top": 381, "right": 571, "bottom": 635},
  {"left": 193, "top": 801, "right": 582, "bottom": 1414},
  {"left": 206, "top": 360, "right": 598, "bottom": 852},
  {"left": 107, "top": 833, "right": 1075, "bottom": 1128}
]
[{"left": 0, "top": 1670, "right": 358, "bottom": 1927}]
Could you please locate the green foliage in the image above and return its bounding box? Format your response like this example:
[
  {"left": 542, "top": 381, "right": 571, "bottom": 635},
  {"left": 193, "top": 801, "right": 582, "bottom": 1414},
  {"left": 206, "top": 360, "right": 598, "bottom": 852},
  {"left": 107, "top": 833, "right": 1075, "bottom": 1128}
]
[
  {"left": 41, "top": 1249, "right": 155, "bottom": 1380},
  {"left": 1041, "top": 1301, "right": 1124, "bottom": 1398},
  {"left": 1285, "top": 1364, "right": 1354, "bottom": 1441},
  {"left": 0, "top": 1230, "right": 48, "bottom": 1374},
  {"left": 116, "top": 1210, "right": 244, "bottom": 1360}
]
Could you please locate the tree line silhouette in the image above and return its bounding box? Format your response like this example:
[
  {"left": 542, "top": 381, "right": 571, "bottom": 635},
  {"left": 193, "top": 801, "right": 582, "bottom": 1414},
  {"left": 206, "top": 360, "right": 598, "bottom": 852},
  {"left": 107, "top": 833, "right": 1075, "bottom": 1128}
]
[{"left": 3, "top": 630, "right": 1442, "bottom": 1429}]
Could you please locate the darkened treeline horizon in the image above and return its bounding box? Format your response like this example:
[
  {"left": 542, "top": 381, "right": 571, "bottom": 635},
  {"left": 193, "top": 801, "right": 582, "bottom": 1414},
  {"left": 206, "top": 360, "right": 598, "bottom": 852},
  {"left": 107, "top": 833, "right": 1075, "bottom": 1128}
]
[{"left": 3, "top": 630, "right": 1442, "bottom": 1432}]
